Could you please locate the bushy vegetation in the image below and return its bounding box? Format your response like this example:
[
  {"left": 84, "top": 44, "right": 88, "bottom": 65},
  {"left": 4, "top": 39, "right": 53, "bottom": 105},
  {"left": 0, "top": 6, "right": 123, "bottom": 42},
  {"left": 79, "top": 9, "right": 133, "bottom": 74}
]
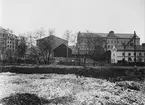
[{"left": 1, "top": 66, "right": 145, "bottom": 81}]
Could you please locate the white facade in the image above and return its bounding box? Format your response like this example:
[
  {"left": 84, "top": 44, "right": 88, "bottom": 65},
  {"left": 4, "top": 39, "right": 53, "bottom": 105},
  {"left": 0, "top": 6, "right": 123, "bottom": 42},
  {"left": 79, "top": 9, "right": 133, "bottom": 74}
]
[{"left": 111, "top": 46, "right": 145, "bottom": 63}]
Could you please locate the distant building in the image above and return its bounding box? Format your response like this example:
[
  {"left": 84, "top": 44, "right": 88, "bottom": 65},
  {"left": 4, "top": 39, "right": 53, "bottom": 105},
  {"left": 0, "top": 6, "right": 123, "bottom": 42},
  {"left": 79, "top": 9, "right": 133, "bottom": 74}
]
[
  {"left": 76, "top": 32, "right": 106, "bottom": 55},
  {"left": 53, "top": 44, "right": 72, "bottom": 57},
  {"left": 106, "top": 31, "right": 140, "bottom": 50},
  {"left": 76, "top": 31, "right": 140, "bottom": 55},
  {"left": 0, "top": 27, "right": 18, "bottom": 60},
  {"left": 111, "top": 44, "right": 145, "bottom": 63},
  {"left": 36, "top": 35, "right": 69, "bottom": 57}
]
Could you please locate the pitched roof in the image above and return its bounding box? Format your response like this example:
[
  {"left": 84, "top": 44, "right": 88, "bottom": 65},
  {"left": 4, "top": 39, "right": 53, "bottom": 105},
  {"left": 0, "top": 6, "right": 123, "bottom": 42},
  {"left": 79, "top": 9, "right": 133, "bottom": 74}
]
[
  {"left": 115, "top": 45, "right": 145, "bottom": 51},
  {"left": 37, "top": 35, "right": 68, "bottom": 50},
  {"left": 78, "top": 32, "right": 107, "bottom": 38},
  {"left": 78, "top": 31, "right": 140, "bottom": 39},
  {"left": 114, "top": 33, "right": 139, "bottom": 39}
]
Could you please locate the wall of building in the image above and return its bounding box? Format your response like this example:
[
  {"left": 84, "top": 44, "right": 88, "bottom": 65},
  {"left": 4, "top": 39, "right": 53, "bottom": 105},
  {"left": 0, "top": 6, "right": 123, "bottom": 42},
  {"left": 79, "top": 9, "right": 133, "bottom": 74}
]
[
  {"left": 53, "top": 44, "right": 72, "bottom": 57},
  {"left": 107, "top": 38, "right": 140, "bottom": 50},
  {"left": 111, "top": 50, "right": 145, "bottom": 63},
  {"left": 0, "top": 32, "right": 17, "bottom": 60}
]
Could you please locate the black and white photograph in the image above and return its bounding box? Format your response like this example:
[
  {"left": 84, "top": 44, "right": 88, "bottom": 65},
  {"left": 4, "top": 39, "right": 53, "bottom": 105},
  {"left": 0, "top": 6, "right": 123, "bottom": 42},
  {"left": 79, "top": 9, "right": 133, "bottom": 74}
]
[{"left": 0, "top": 0, "right": 145, "bottom": 104}]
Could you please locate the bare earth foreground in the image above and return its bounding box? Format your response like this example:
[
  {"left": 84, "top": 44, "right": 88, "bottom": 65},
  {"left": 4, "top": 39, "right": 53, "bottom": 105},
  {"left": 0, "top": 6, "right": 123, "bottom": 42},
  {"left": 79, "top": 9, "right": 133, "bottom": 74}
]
[{"left": 0, "top": 72, "right": 145, "bottom": 105}]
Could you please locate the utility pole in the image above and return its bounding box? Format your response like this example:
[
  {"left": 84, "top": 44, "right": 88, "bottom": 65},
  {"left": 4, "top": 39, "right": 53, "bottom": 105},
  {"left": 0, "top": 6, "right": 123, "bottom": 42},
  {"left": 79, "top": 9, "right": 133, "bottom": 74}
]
[
  {"left": 123, "top": 43, "right": 126, "bottom": 63},
  {"left": 134, "top": 31, "right": 137, "bottom": 66}
]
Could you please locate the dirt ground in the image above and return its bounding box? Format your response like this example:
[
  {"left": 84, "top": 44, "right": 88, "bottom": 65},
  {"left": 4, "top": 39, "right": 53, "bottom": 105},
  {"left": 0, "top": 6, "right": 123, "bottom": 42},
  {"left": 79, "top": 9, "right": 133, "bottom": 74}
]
[{"left": 0, "top": 72, "right": 145, "bottom": 105}]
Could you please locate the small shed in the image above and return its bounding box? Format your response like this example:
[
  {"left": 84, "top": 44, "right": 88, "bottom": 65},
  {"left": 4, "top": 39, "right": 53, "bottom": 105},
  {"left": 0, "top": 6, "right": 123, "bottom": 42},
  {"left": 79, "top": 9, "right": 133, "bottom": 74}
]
[{"left": 53, "top": 44, "right": 72, "bottom": 57}]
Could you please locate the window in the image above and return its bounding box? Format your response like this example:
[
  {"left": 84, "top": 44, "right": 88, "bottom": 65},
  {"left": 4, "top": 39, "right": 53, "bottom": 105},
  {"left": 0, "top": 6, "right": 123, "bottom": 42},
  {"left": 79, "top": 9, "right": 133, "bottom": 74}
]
[
  {"left": 113, "top": 53, "right": 115, "bottom": 56},
  {"left": 139, "top": 53, "right": 141, "bottom": 56},
  {"left": 111, "top": 45, "right": 113, "bottom": 49},
  {"left": 108, "top": 45, "right": 110, "bottom": 49},
  {"left": 122, "top": 53, "right": 125, "bottom": 56},
  {"left": 128, "top": 53, "right": 131, "bottom": 56},
  {"left": 111, "top": 40, "right": 113, "bottom": 43},
  {"left": 128, "top": 57, "right": 132, "bottom": 61},
  {"left": 108, "top": 40, "right": 110, "bottom": 43},
  {"left": 134, "top": 53, "right": 136, "bottom": 56}
]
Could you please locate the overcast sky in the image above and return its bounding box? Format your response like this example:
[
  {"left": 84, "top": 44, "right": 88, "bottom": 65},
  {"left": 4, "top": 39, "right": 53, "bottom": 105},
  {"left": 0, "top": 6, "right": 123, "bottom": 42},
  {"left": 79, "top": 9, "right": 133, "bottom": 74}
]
[{"left": 0, "top": 0, "right": 145, "bottom": 43}]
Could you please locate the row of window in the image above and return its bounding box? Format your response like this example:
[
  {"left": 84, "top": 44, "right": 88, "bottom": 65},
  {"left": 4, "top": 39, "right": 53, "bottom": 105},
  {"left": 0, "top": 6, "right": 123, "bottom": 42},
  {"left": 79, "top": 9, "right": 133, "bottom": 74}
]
[
  {"left": 107, "top": 45, "right": 113, "bottom": 49},
  {"left": 107, "top": 40, "right": 138, "bottom": 44},
  {"left": 122, "top": 57, "right": 143, "bottom": 62},
  {"left": 7, "top": 45, "right": 15, "bottom": 49},
  {"left": 7, "top": 41, "right": 15, "bottom": 45},
  {"left": 122, "top": 52, "right": 145, "bottom": 56}
]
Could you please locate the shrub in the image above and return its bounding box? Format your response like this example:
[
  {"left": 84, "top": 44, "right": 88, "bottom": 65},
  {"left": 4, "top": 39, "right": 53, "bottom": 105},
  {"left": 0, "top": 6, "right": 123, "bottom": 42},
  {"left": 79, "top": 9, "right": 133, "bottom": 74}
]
[{"left": 0, "top": 93, "right": 47, "bottom": 105}]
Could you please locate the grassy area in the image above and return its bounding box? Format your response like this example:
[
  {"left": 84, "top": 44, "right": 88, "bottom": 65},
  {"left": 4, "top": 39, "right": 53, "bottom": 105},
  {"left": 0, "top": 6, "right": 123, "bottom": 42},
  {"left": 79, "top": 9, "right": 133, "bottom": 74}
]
[{"left": 0, "top": 72, "right": 145, "bottom": 105}]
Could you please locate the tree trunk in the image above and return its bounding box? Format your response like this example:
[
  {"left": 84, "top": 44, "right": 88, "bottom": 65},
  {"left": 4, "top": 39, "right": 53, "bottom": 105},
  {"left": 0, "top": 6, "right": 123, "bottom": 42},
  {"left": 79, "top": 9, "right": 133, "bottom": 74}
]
[
  {"left": 93, "top": 60, "right": 95, "bottom": 66},
  {"left": 84, "top": 56, "right": 86, "bottom": 66}
]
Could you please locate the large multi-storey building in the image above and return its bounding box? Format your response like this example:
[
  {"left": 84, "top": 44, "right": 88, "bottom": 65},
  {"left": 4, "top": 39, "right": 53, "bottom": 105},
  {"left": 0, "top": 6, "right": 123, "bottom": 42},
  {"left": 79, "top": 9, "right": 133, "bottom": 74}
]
[
  {"left": 0, "top": 27, "right": 18, "bottom": 60},
  {"left": 76, "top": 31, "right": 140, "bottom": 53},
  {"left": 76, "top": 31, "right": 144, "bottom": 63},
  {"left": 106, "top": 31, "right": 140, "bottom": 50}
]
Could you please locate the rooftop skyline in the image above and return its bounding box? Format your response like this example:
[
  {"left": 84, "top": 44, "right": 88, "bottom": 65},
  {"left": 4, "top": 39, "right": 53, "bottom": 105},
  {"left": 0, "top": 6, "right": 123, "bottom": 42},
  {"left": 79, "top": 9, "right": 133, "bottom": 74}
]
[{"left": 0, "top": 0, "right": 144, "bottom": 43}]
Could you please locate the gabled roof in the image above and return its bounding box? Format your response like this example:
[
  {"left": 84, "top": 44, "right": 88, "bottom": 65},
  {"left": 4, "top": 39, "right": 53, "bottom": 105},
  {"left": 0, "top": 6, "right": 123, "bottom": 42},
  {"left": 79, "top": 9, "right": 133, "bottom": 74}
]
[
  {"left": 37, "top": 35, "right": 68, "bottom": 50},
  {"left": 54, "top": 43, "right": 71, "bottom": 50},
  {"left": 37, "top": 35, "right": 67, "bottom": 42},
  {"left": 78, "top": 31, "right": 140, "bottom": 39},
  {"left": 115, "top": 45, "right": 145, "bottom": 51},
  {"left": 78, "top": 32, "right": 107, "bottom": 38}
]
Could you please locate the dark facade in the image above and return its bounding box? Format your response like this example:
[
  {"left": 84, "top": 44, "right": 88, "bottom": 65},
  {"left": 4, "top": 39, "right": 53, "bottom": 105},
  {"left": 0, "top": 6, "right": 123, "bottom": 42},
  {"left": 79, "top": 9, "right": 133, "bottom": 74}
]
[{"left": 53, "top": 44, "right": 72, "bottom": 57}]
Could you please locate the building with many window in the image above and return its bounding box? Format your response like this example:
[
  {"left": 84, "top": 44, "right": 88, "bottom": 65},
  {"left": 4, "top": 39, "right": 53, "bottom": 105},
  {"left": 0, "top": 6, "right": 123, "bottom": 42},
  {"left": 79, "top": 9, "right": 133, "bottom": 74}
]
[
  {"left": 106, "top": 31, "right": 140, "bottom": 50},
  {"left": 0, "top": 27, "right": 18, "bottom": 60},
  {"left": 111, "top": 43, "right": 145, "bottom": 63},
  {"left": 76, "top": 31, "right": 140, "bottom": 54}
]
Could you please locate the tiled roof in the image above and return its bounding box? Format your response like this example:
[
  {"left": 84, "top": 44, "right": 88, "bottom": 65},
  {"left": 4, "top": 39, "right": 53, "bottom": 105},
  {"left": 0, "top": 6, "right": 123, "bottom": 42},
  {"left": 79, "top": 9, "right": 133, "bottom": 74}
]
[
  {"left": 78, "top": 32, "right": 107, "bottom": 37},
  {"left": 78, "top": 32, "right": 140, "bottom": 39},
  {"left": 115, "top": 33, "right": 139, "bottom": 39},
  {"left": 116, "top": 45, "right": 145, "bottom": 51}
]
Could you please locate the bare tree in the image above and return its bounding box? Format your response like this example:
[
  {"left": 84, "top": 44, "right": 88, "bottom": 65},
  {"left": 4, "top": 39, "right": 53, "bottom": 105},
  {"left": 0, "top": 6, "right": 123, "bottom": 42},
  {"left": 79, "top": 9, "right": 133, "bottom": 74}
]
[
  {"left": 63, "top": 30, "right": 71, "bottom": 58},
  {"left": 31, "top": 28, "right": 54, "bottom": 64},
  {"left": 83, "top": 31, "right": 105, "bottom": 66},
  {"left": 48, "top": 29, "right": 55, "bottom": 36},
  {"left": 15, "top": 35, "right": 28, "bottom": 64}
]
